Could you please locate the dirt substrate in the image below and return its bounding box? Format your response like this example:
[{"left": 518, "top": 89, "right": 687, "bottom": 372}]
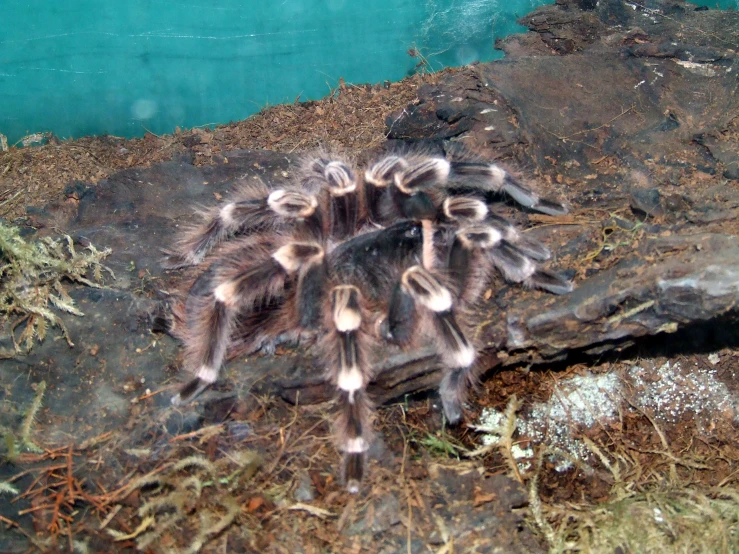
[{"left": 1, "top": 1, "right": 739, "bottom": 553}]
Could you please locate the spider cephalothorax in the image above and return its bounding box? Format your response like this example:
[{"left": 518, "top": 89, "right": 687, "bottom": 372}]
[{"left": 164, "top": 149, "right": 573, "bottom": 492}]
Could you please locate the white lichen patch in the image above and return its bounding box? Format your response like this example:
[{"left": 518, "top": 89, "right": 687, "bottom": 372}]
[
  {"left": 516, "top": 373, "right": 621, "bottom": 471},
  {"left": 476, "top": 373, "right": 620, "bottom": 472},
  {"left": 477, "top": 407, "right": 534, "bottom": 473},
  {"left": 510, "top": 444, "right": 534, "bottom": 473},
  {"left": 674, "top": 60, "right": 718, "bottom": 77},
  {"left": 474, "top": 359, "right": 738, "bottom": 473},
  {"left": 532, "top": 372, "right": 621, "bottom": 429},
  {"left": 477, "top": 407, "right": 504, "bottom": 446},
  {"left": 628, "top": 360, "right": 738, "bottom": 430}
]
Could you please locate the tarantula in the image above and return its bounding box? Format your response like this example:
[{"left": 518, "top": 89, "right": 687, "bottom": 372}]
[{"left": 164, "top": 148, "right": 572, "bottom": 493}]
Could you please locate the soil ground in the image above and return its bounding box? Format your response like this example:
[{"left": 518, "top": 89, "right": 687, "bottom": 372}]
[{"left": 1, "top": 1, "right": 738, "bottom": 553}]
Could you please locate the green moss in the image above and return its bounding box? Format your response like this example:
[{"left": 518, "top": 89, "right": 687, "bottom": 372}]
[
  {"left": 109, "top": 452, "right": 255, "bottom": 553},
  {"left": 548, "top": 488, "right": 739, "bottom": 554},
  {"left": 0, "top": 221, "right": 113, "bottom": 354},
  {"left": 530, "top": 440, "right": 739, "bottom": 554},
  {"left": 2, "top": 380, "right": 46, "bottom": 461},
  {"left": 0, "top": 480, "right": 19, "bottom": 496}
]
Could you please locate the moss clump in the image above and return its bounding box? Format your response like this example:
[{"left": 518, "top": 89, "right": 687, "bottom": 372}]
[
  {"left": 109, "top": 452, "right": 258, "bottom": 553},
  {"left": 546, "top": 488, "right": 739, "bottom": 554},
  {"left": 2, "top": 380, "right": 46, "bottom": 460},
  {"left": 0, "top": 221, "right": 113, "bottom": 354},
  {"left": 529, "top": 439, "right": 739, "bottom": 554}
]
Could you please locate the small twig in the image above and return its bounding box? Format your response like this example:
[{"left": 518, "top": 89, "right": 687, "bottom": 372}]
[
  {"left": 0, "top": 514, "right": 19, "bottom": 527},
  {"left": 400, "top": 438, "right": 412, "bottom": 554},
  {"left": 565, "top": 105, "right": 635, "bottom": 139},
  {"left": 0, "top": 187, "right": 26, "bottom": 212},
  {"left": 0, "top": 514, "right": 35, "bottom": 541},
  {"left": 286, "top": 503, "right": 335, "bottom": 519},
  {"left": 169, "top": 423, "right": 225, "bottom": 443},
  {"left": 17, "top": 504, "right": 57, "bottom": 516},
  {"left": 15, "top": 465, "right": 66, "bottom": 500},
  {"left": 79, "top": 431, "right": 113, "bottom": 450},
  {"left": 135, "top": 387, "right": 167, "bottom": 402},
  {"left": 98, "top": 504, "right": 122, "bottom": 530},
  {"left": 140, "top": 126, "right": 164, "bottom": 138},
  {"left": 66, "top": 445, "right": 75, "bottom": 505},
  {"left": 49, "top": 489, "right": 66, "bottom": 533}
]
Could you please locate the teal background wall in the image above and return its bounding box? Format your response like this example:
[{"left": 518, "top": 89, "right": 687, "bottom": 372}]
[{"left": 1, "top": 0, "right": 735, "bottom": 144}]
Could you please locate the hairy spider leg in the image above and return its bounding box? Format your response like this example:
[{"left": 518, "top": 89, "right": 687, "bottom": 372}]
[
  {"left": 390, "top": 157, "right": 448, "bottom": 218},
  {"left": 172, "top": 242, "right": 325, "bottom": 405},
  {"left": 450, "top": 225, "right": 573, "bottom": 299},
  {"left": 323, "top": 160, "right": 361, "bottom": 239},
  {"left": 165, "top": 183, "right": 321, "bottom": 267},
  {"left": 489, "top": 240, "right": 573, "bottom": 294},
  {"left": 364, "top": 155, "right": 408, "bottom": 224},
  {"left": 447, "top": 225, "right": 504, "bottom": 304},
  {"left": 325, "top": 285, "right": 375, "bottom": 493},
  {"left": 449, "top": 161, "right": 569, "bottom": 216},
  {"left": 443, "top": 197, "right": 552, "bottom": 262},
  {"left": 385, "top": 265, "right": 476, "bottom": 425}
]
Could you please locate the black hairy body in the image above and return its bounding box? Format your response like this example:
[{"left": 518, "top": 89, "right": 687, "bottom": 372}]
[{"left": 163, "top": 148, "right": 573, "bottom": 492}]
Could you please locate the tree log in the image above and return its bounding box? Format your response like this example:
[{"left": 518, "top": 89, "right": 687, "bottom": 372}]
[{"left": 279, "top": 231, "right": 739, "bottom": 405}]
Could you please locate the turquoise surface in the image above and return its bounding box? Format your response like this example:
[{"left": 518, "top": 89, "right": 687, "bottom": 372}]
[{"left": 0, "top": 0, "right": 735, "bottom": 144}]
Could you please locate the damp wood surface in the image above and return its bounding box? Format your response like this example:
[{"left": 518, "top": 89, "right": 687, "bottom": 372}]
[{"left": 1, "top": 1, "right": 738, "bottom": 553}]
